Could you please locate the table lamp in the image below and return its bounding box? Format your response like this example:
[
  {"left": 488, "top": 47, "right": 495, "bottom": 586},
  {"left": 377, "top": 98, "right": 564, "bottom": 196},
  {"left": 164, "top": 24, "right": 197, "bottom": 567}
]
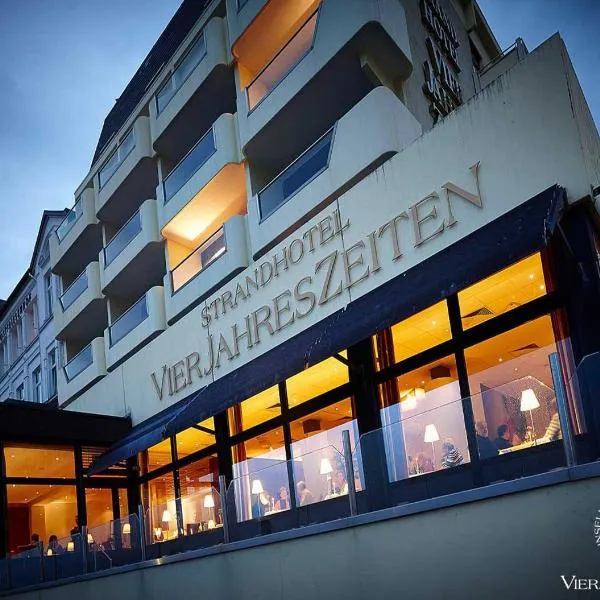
[
  {"left": 204, "top": 492, "right": 215, "bottom": 524},
  {"left": 424, "top": 424, "right": 440, "bottom": 468},
  {"left": 122, "top": 522, "right": 131, "bottom": 534},
  {"left": 320, "top": 457, "right": 333, "bottom": 495},
  {"left": 251, "top": 479, "right": 263, "bottom": 495},
  {"left": 66, "top": 541, "right": 74, "bottom": 552},
  {"left": 520, "top": 388, "right": 540, "bottom": 443}
]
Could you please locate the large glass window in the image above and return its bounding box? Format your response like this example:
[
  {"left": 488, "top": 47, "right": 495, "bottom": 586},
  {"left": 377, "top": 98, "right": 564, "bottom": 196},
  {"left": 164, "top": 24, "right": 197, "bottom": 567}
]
[
  {"left": 4, "top": 445, "right": 75, "bottom": 478},
  {"left": 143, "top": 438, "right": 173, "bottom": 475},
  {"left": 465, "top": 315, "right": 563, "bottom": 458},
  {"left": 85, "top": 488, "right": 114, "bottom": 531},
  {"left": 175, "top": 417, "right": 216, "bottom": 459},
  {"left": 145, "top": 473, "right": 177, "bottom": 542},
  {"left": 179, "top": 455, "right": 220, "bottom": 535},
  {"left": 228, "top": 385, "right": 281, "bottom": 434}
]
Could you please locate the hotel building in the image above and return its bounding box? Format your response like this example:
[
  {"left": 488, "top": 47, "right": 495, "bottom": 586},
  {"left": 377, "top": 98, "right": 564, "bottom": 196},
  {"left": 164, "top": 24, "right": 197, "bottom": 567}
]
[{"left": 4, "top": 0, "right": 600, "bottom": 596}]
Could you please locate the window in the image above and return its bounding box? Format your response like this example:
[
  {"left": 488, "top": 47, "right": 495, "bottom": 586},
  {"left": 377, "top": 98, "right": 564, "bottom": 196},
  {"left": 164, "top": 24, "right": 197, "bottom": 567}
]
[
  {"left": 44, "top": 272, "right": 53, "bottom": 319},
  {"left": 85, "top": 488, "right": 114, "bottom": 533},
  {"left": 175, "top": 418, "right": 216, "bottom": 459},
  {"left": 144, "top": 473, "right": 177, "bottom": 542},
  {"left": 98, "top": 128, "right": 135, "bottom": 189},
  {"left": 228, "top": 385, "right": 281, "bottom": 434},
  {"left": 179, "top": 455, "right": 220, "bottom": 535},
  {"left": 47, "top": 348, "right": 57, "bottom": 398},
  {"left": 4, "top": 445, "right": 76, "bottom": 478},
  {"left": 15, "top": 383, "right": 24, "bottom": 400},
  {"left": 32, "top": 367, "right": 42, "bottom": 403},
  {"left": 143, "top": 438, "right": 173, "bottom": 475}
]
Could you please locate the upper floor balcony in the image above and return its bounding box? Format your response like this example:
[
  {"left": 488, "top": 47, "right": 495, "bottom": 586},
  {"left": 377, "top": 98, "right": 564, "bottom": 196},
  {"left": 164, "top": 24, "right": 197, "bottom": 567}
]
[
  {"left": 50, "top": 188, "right": 102, "bottom": 275},
  {"left": 104, "top": 286, "right": 166, "bottom": 371},
  {"left": 100, "top": 199, "right": 165, "bottom": 297},
  {"left": 58, "top": 337, "right": 106, "bottom": 406},
  {"left": 248, "top": 86, "right": 422, "bottom": 257},
  {"left": 55, "top": 262, "right": 107, "bottom": 342},
  {"left": 95, "top": 116, "right": 158, "bottom": 223},
  {"left": 231, "top": 0, "right": 412, "bottom": 150},
  {"left": 164, "top": 215, "right": 249, "bottom": 325},
  {"left": 157, "top": 113, "right": 245, "bottom": 231},
  {"left": 149, "top": 17, "right": 236, "bottom": 160}
]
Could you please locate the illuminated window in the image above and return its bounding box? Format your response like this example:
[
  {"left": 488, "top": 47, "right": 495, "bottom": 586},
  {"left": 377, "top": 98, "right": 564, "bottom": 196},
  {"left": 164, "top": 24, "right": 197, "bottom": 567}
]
[
  {"left": 464, "top": 315, "right": 562, "bottom": 458},
  {"left": 228, "top": 385, "right": 281, "bottom": 434},
  {"left": 378, "top": 357, "right": 468, "bottom": 481},
  {"left": 373, "top": 301, "right": 451, "bottom": 369},
  {"left": 144, "top": 438, "right": 173, "bottom": 475},
  {"left": 85, "top": 488, "right": 114, "bottom": 533},
  {"left": 4, "top": 445, "right": 75, "bottom": 479},
  {"left": 175, "top": 417, "right": 216, "bottom": 459},
  {"left": 144, "top": 473, "right": 177, "bottom": 542},
  {"left": 459, "top": 253, "right": 550, "bottom": 329},
  {"left": 179, "top": 455, "right": 220, "bottom": 535},
  {"left": 285, "top": 353, "right": 349, "bottom": 407}
]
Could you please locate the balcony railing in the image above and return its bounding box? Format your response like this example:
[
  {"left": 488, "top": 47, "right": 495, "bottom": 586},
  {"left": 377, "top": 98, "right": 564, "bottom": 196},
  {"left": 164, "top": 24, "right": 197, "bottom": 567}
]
[
  {"left": 103, "top": 210, "right": 142, "bottom": 267},
  {"left": 171, "top": 227, "right": 226, "bottom": 293},
  {"left": 56, "top": 198, "right": 83, "bottom": 242},
  {"left": 246, "top": 8, "right": 319, "bottom": 110},
  {"left": 98, "top": 128, "right": 136, "bottom": 189},
  {"left": 59, "top": 270, "right": 89, "bottom": 311},
  {"left": 163, "top": 128, "right": 216, "bottom": 203},
  {"left": 258, "top": 127, "right": 334, "bottom": 220},
  {"left": 156, "top": 32, "right": 207, "bottom": 115},
  {"left": 63, "top": 343, "right": 93, "bottom": 382},
  {"left": 109, "top": 294, "right": 149, "bottom": 347}
]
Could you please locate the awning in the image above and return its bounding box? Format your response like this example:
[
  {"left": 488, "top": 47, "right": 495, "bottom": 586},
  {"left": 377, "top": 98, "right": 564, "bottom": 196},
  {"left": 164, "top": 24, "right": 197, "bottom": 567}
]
[{"left": 90, "top": 185, "right": 567, "bottom": 473}]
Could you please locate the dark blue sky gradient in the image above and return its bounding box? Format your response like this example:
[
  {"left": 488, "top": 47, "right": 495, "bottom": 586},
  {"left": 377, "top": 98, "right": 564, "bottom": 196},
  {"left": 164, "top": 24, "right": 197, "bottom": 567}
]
[{"left": 0, "top": 0, "right": 598, "bottom": 298}]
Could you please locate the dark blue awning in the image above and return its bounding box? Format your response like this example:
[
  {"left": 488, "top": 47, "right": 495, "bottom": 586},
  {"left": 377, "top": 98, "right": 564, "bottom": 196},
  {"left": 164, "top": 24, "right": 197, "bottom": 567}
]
[{"left": 90, "top": 185, "right": 567, "bottom": 473}]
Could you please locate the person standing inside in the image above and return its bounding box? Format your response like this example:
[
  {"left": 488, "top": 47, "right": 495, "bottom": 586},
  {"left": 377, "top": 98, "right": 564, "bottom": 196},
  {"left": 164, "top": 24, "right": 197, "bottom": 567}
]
[{"left": 475, "top": 421, "right": 499, "bottom": 459}]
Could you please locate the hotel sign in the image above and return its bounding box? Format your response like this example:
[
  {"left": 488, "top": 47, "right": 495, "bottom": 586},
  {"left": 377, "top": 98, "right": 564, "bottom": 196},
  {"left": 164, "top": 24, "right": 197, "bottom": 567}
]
[
  {"left": 421, "top": 0, "right": 462, "bottom": 122},
  {"left": 150, "top": 163, "right": 483, "bottom": 401}
]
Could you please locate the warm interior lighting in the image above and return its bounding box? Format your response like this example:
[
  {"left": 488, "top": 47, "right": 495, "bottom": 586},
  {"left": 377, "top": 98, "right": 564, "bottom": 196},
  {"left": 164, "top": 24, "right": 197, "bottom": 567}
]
[
  {"left": 251, "top": 479, "right": 264, "bottom": 495},
  {"left": 154, "top": 527, "right": 163, "bottom": 539},
  {"left": 162, "top": 510, "right": 172, "bottom": 523},
  {"left": 423, "top": 424, "right": 440, "bottom": 443},
  {"left": 87, "top": 533, "right": 94, "bottom": 544},
  {"left": 67, "top": 541, "right": 74, "bottom": 552},
  {"left": 46, "top": 548, "right": 53, "bottom": 556},
  {"left": 520, "top": 388, "right": 540, "bottom": 411},
  {"left": 207, "top": 519, "right": 216, "bottom": 530},
  {"left": 319, "top": 458, "right": 333, "bottom": 475},
  {"left": 122, "top": 523, "right": 131, "bottom": 534},
  {"left": 203, "top": 493, "right": 215, "bottom": 508}
]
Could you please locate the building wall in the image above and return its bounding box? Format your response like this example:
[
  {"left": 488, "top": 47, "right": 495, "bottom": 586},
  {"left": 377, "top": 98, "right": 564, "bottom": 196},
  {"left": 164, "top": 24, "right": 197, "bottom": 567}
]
[
  {"left": 65, "top": 34, "right": 600, "bottom": 425},
  {"left": 9, "top": 475, "right": 600, "bottom": 600}
]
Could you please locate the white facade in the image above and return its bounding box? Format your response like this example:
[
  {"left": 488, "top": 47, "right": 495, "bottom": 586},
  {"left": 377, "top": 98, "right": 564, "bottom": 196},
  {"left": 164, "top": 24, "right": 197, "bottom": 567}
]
[
  {"left": 47, "top": 0, "right": 600, "bottom": 422},
  {"left": 0, "top": 212, "right": 67, "bottom": 403}
]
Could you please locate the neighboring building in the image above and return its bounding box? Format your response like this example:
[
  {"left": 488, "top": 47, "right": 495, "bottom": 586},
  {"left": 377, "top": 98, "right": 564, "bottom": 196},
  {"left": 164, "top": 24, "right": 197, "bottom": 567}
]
[
  {"left": 3, "top": 0, "right": 600, "bottom": 595},
  {"left": 0, "top": 211, "right": 68, "bottom": 405}
]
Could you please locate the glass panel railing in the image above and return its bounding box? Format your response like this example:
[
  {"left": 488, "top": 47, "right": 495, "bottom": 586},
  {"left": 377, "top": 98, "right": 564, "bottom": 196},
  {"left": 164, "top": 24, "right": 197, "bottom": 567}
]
[
  {"left": 59, "top": 270, "right": 89, "bottom": 310},
  {"left": 103, "top": 210, "right": 142, "bottom": 266},
  {"left": 163, "top": 128, "right": 216, "bottom": 203},
  {"left": 258, "top": 127, "right": 334, "bottom": 220},
  {"left": 247, "top": 9, "right": 318, "bottom": 110},
  {"left": 171, "top": 228, "right": 226, "bottom": 292},
  {"left": 156, "top": 33, "right": 207, "bottom": 114},
  {"left": 56, "top": 199, "right": 83, "bottom": 242},
  {"left": 179, "top": 487, "right": 223, "bottom": 536},
  {"left": 109, "top": 294, "right": 149, "bottom": 347},
  {"left": 87, "top": 514, "right": 143, "bottom": 571},
  {"left": 99, "top": 128, "right": 136, "bottom": 189},
  {"left": 64, "top": 344, "right": 93, "bottom": 382}
]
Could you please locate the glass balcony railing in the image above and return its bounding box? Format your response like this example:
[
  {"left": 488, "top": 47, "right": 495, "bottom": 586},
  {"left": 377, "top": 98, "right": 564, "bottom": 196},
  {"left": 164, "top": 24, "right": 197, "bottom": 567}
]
[
  {"left": 163, "top": 128, "right": 216, "bottom": 203},
  {"left": 247, "top": 9, "right": 319, "bottom": 110},
  {"left": 109, "top": 294, "right": 149, "bottom": 347},
  {"left": 103, "top": 211, "right": 142, "bottom": 267},
  {"left": 98, "top": 128, "right": 136, "bottom": 189},
  {"left": 56, "top": 198, "right": 83, "bottom": 242},
  {"left": 63, "top": 344, "right": 93, "bottom": 382},
  {"left": 171, "top": 228, "right": 226, "bottom": 293},
  {"left": 156, "top": 33, "right": 207, "bottom": 115},
  {"left": 59, "top": 270, "right": 89, "bottom": 311},
  {"left": 258, "top": 127, "right": 334, "bottom": 220}
]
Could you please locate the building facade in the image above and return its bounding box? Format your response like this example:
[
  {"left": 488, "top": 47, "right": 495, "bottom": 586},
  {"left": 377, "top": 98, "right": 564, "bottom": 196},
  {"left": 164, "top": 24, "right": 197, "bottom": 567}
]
[
  {"left": 3, "top": 0, "right": 600, "bottom": 593},
  {"left": 0, "top": 211, "right": 68, "bottom": 405}
]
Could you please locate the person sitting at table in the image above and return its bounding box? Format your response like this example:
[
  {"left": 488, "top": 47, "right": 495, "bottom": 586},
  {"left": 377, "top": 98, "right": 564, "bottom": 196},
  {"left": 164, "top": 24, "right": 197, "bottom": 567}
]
[
  {"left": 333, "top": 470, "right": 348, "bottom": 495},
  {"left": 494, "top": 424, "right": 513, "bottom": 450},
  {"left": 275, "top": 486, "right": 291, "bottom": 511},
  {"left": 539, "top": 399, "right": 562, "bottom": 443},
  {"left": 441, "top": 441, "right": 464, "bottom": 468},
  {"left": 416, "top": 452, "right": 434, "bottom": 473},
  {"left": 296, "top": 481, "right": 315, "bottom": 506},
  {"left": 475, "top": 420, "right": 498, "bottom": 459},
  {"left": 48, "top": 535, "right": 64, "bottom": 554}
]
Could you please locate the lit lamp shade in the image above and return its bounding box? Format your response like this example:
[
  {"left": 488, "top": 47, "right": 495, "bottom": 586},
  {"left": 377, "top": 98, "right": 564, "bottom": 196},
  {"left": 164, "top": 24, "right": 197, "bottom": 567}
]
[
  {"left": 520, "top": 389, "right": 540, "bottom": 411},
  {"left": 87, "top": 533, "right": 94, "bottom": 544},
  {"left": 203, "top": 493, "right": 215, "bottom": 509},
  {"left": 122, "top": 523, "right": 131, "bottom": 534},
  {"left": 207, "top": 519, "right": 216, "bottom": 529},
  {"left": 67, "top": 541, "right": 75, "bottom": 552},
  {"left": 161, "top": 510, "right": 172, "bottom": 523},
  {"left": 424, "top": 424, "right": 440, "bottom": 443},
  {"left": 46, "top": 548, "right": 53, "bottom": 556},
  {"left": 251, "top": 479, "right": 264, "bottom": 495},
  {"left": 319, "top": 458, "right": 333, "bottom": 475}
]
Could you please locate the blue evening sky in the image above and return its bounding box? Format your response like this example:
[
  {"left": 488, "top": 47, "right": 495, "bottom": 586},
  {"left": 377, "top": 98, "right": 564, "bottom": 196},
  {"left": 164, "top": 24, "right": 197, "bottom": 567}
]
[{"left": 0, "top": 0, "right": 598, "bottom": 299}]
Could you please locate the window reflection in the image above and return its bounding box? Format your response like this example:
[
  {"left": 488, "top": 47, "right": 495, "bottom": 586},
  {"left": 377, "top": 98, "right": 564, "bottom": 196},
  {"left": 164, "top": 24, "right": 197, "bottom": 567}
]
[
  {"left": 465, "top": 315, "right": 563, "bottom": 459},
  {"left": 379, "top": 356, "right": 469, "bottom": 481}
]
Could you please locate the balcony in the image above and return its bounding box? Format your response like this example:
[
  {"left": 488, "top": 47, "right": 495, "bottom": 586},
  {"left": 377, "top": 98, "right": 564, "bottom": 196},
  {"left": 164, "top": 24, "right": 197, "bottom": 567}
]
[
  {"left": 164, "top": 215, "right": 249, "bottom": 324},
  {"left": 150, "top": 17, "right": 236, "bottom": 159},
  {"left": 50, "top": 188, "right": 102, "bottom": 274},
  {"left": 58, "top": 337, "right": 106, "bottom": 405},
  {"left": 100, "top": 199, "right": 165, "bottom": 296},
  {"left": 104, "top": 287, "right": 166, "bottom": 371},
  {"left": 248, "top": 86, "right": 422, "bottom": 256},
  {"left": 157, "top": 113, "right": 244, "bottom": 230},
  {"left": 233, "top": 0, "right": 412, "bottom": 150},
  {"left": 96, "top": 116, "right": 157, "bottom": 223},
  {"left": 55, "top": 262, "right": 107, "bottom": 341}
]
